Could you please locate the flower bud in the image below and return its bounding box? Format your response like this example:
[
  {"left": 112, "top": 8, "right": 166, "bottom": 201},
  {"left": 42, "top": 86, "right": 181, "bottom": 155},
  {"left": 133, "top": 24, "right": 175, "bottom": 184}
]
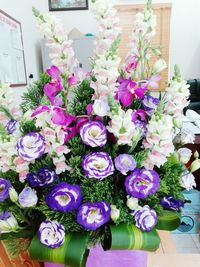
[
  {"left": 110, "top": 205, "right": 120, "bottom": 222},
  {"left": 173, "top": 117, "right": 182, "bottom": 129},
  {"left": 178, "top": 148, "right": 192, "bottom": 164},
  {"left": 194, "top": 150, "right": 199, "bottom": 159},
  {"left": 152, "top": 59, "right": 167, "bottom": 74},
  {"left": 126, "top": 196, "right": 139, "bottom": 210},
  {"left": 190, "top": 159, "right": 200, "bottom": 173},
  {"left": 0, "top": 211, "right": 18, "bottom": 234},
  {"left": 9, "top": 187, "right": 18, "bottom": 203}
]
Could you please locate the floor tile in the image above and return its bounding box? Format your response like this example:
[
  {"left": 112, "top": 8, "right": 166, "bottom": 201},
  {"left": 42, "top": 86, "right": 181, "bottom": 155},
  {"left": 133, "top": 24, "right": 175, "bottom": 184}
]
[
  {"left": 191, "top": 234, "right": 200, "bottom": 248},
  {"left": 176, "top": 247, "right": 200, "bottom": 253},
  {"left": 171, "top": 234, "right": 196, "bottom": 248}
]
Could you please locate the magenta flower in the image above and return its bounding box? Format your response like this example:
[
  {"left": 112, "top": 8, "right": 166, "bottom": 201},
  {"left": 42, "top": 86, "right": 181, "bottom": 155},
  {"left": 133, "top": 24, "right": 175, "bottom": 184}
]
[
  {"left": 124, "top": 54, "right": 138, "bottom": 73},
  {"left": 31, "top": 105, "right": 50, "bottom": 117},
  {"left": 68, "top": 74, "right": 79, "bottom": 87},
  {"left": 64, "top": 126, "right": 77, "bottom": 143},
  {"left": 46, "top": 65, "right": 61, "bottom": 79},
  {"left": 132, "top": 109, "right": 146, "bottom": 122},
  {"left": 86, "top": 104, "right": 93, "bottom": 116},
  {"left": 51, "top": 107, "right": 76, "bottom": 126},
  {"left": 117, "top": 78, "right": 147, "bottom": 107}
]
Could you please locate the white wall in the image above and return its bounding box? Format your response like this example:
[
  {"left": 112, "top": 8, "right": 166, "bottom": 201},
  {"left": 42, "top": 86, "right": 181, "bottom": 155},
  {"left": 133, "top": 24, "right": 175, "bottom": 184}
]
[{"left": 0, "top": 0, "right": 200, "bottom": 103}]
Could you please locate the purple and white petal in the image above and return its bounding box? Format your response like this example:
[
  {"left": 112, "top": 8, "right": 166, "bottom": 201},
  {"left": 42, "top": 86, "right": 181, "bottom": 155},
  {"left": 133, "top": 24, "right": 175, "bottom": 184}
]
[
  {"left": 0, "top": 211, "right": 18, "bottom": 234},
  {"left": 114, "top": 154, "right": 136, "bottom": 175},
  {"left": 125, "top": 168, "right": 160, "bottom": 199},
  {"left": 0, "top": 178, "right": 11, "bottom": 202},
  {"left": 45, "top": 182, "right": 82, "bottom": 212},
  {"left": 16, "top": 132, "right": 45, "bottom": 162},
  {"left": 160, "top": 194, "right": 184, "bottom": 212},
  {"left": 82, "top": 152, "right": 114, "bottom": 180},
  {"left": 80, "top": 121, "right": 107, "bottom": 147},
  {"left": 38, "top": 220, "right": 65, "bottom": 248},
  {"left": 27, "top": 167, "right": 58, "bottom": 187},
  {"left": 18, "top": 187, "right": 38, "bottom": 207},
  {"left": 77, "top": 201, "right": 110, "bottom": 230},
  {"left": 6, "top": 120, "right": 17, "bottom": 134},
  {"left": 135, "top": 205, "right": 158, "bottom": 231},
  {"left": 142, "top": 95, "right": 160, "bottom": 116}
]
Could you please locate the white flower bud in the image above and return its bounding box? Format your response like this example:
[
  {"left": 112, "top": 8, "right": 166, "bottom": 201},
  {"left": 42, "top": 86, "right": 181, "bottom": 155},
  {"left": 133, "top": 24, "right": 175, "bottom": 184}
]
[
  {"left": 0, "top": 212, "right": 18, "bottom": 234},
  {"left": 173, "top": 117, "right": 182, "bottom": 129},
  {"left": 9, "top": 187, "right": 18, "bottom": 203},
  {"left": 93, "top": 99, "right": 110, "bottom": 117},
  {"left": 152, "top": 58, "right": 167, "bottom": 74},
  {"left": 110, "top": 205, "right": 120, "bottom": 222},
  {"left": 126, "top": 196, "right": 139, "bottom": 210},
  {"left": 178, "top": 148, "right": 192, "bottom": 164},
  {"left": 194, "top": 150, "right": 199, "bottom": 159},
  {"left": 190, "top": 159, "right": 200, "bottom": 173}
]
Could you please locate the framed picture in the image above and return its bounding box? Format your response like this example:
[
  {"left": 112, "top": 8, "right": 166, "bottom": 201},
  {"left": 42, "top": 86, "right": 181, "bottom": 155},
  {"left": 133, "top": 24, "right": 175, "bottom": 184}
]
[
  {"left": 49, "top": 0, "right": 88, "bottom": 11},
  {"left": 0, "top": 9, "right": 27, "bottom": 87}
]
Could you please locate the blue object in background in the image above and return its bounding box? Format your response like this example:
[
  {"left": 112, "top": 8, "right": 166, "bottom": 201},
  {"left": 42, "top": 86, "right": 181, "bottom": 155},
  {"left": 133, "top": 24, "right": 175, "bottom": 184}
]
[{"left": 173, "top": 189, "right": 200, "bottom": 234}]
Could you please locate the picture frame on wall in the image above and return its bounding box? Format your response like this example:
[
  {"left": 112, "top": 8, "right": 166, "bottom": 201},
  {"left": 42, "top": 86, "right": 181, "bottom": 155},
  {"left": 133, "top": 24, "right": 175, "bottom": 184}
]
[{"left": 48, "top": 0, "right": 88, "bottom": 11}]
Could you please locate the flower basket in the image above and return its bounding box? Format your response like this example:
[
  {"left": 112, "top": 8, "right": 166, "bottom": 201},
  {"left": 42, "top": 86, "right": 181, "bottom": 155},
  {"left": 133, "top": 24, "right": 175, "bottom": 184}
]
[{"left": 0, "top": 0, "right": 197, "bottom": 266}]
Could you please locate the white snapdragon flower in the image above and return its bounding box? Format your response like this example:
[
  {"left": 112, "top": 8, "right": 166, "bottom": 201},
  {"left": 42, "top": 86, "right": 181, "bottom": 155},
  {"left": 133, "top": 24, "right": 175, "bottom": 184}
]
[
  {"left": 107, "top": 109, "right": 137, "bottom": 146},
  {"left": 180, "top": 171, "right": 196, "bottom": 191}
]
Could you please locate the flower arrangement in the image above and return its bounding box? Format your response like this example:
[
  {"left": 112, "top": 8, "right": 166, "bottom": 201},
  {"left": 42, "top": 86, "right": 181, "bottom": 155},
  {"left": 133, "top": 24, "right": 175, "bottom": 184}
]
[{"left": 0, "top": 0, "right": 198, "bottom": 266}]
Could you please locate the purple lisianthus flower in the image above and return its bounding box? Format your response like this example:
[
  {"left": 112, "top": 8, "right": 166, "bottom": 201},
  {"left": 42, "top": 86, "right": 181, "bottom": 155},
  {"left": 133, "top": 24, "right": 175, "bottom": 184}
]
[
  {"left": 16, "top": 132, "right": 45, "bottom": 162},
  {"left": 18, "top": 187, "right": 38, "bottom": 207},
  {"left": 82, "top": 152, "right": 114, "bottom": 180},
  {"left": 38, "top": 220, "right": 65, "bottom": 248},
  {"left": 77, "top": 201, "right": 110, "bottom": 230},
  {"left": 160, "top": 194, "right": 184, "bottom": 212},
  {"left": 27, "top": 167, "right": 58, "bottom": 187},
  {"left": 125, "top": 168, "right": 160, "bottom": 199},
  {"left": 6, "top": 120, "right": 17, "bottom": 134},
  {"left": 80, "top": 121, "right": 107, "bottom": 147},
  {"left": 114, "top": 154, "right": 136, "bottom": 175},
  {"left": 45, "top": 182, "right": 82, "bottom": 212},
  {"left": 134, "top": 120, "right": 147, "bottom": 136},
  {"left": 135, "top": 205, "right": 158, "bottom": 231},
  {"left": 142, "top": 95, "right": 160, "bottom": 116},
  {"left": 0, "top": 178, "right": 11, "bottom": 202}
]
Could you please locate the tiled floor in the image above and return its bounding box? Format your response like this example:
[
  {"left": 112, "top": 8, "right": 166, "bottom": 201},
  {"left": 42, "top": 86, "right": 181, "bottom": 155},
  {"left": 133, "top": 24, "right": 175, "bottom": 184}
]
[{"left": 171, "top": 233, "right": 200, "bottom": 253}]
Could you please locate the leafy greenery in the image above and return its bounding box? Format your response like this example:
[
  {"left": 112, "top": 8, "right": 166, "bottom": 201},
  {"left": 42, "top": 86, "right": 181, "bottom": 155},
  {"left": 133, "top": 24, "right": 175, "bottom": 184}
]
[
  {"left": 20, "top": 119, "right": 38, "bottom": 134},
  {"left": 20, "top": 73, "right": 50, "bottom": 113},
  {"left": 69, "top": 79, "right": 94, "bottom": 115}
]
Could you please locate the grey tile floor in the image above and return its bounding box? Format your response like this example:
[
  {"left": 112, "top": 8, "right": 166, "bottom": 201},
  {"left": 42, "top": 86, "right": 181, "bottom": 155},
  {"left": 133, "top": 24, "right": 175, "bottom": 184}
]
[{"left": 171, "top": 233, "right": 200, "bottom": 253}]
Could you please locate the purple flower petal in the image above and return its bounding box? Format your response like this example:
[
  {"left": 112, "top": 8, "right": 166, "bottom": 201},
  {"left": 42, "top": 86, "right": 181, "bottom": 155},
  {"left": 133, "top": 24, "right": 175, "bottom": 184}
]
[
  {"left": 27, "top": 167, "right": 58, "bottom": 187},
  {"left": 82, "top": 152, "right": 114, "bottom": 180},
  {"left": 135, "top": 205, "right": 158, "bottom": 231},
  {"left": 114, "top": 154, "right": 136, "bottom": 175},
  {"left": 6, "top": 120, "right": 17, "bottom": 134},
  {"left": 125, "top": 168, "right": 160, "bottom": 199},
  {"left": 0, "top": 178, "right": 11, "bottom": 202},
  {"left": 77, "top": 201, "right": 110, "bottom": 230},
  {"left": 16, "top": 132, "right": 45, "bottom": 161},
  {"left": 80, "top": 121, "right": 107, "bottom": 147},
  {"left": 38, "top": 220, "right": 65, "bottom": 248},
  {"left": 45, "top": 182, "right": 82, "bottom": 212},
  {"left": 160, "top": 194, "right": 184, "bottom": 212}
]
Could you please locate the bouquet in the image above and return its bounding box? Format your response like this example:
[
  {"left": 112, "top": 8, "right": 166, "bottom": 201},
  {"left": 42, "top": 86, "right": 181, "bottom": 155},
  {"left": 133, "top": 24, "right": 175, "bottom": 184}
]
[{"left": 0, "top": 0, "right": 198, "bottom": 266}]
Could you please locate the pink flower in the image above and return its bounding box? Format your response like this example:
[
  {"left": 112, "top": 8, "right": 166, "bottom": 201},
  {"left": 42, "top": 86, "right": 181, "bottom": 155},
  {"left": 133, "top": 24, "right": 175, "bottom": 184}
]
[
  {"left": 64, "top": 126, "right": 76, "bottom": 143},
  {"left": 51, "top": 107, "right": 67, "bottom": 126},
  {"left": 31, "top": 106, "right": 50, "bottom": 117},
  {"left": 124, "top": 54, "right": 138, "bottom": 73},
  {"left": 44, "top": 81, "right": 63, "bottom": 99},
  {"left": 86, "top": 104, "right": 93, "bottom": 116},
  {"left": 68, "top": 74, "right": 79, "bottom": 86},
  {"left": 46, "top": 65, "right": 61, "bottom": 79}
]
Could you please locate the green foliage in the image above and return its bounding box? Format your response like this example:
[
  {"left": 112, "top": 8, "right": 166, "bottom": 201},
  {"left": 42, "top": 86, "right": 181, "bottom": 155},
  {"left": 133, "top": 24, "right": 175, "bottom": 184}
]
[
  {"left": 20, "top": 119, "right": 38, "bottom": 134},
  {"left": 3, "top": 238, "right": 30, "bottom": 258},
  {"left": 69, "top": 79, "right": 94, "bottom": 115},
  {"left": 0, "top": 123, "right": 9, "bottom": 141},
  {"left": 0, "top": 105, "right": 14, "bottom": 120},
  {"left": 29, "top": 156, "right": 54, "bottom": 173},
  {"left": 68, "top": 136, "right": 88, "bottom": 156},
  {"left": 20, "top": 73, "right": 50, "bottom": 113}
]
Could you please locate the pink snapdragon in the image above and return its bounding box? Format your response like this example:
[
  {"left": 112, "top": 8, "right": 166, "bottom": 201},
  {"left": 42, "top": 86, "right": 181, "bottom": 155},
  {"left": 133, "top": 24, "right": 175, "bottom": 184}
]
[{"left": 124, "top": 54, "right": 138, "bottom": 73}]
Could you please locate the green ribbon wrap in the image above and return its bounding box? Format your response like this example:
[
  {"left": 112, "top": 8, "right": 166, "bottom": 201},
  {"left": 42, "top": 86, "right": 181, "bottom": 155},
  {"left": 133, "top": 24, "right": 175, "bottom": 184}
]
[
  {"left": 29, "top": 211, "right": 181, "bottom": 267},
  {"left": 30, "top": 233, "right": 89, "bottom": 267},
  {"left": 156, "top": 210, "right": 181, "bottom": 231},
  {"left": 102, "top": 223, "right": 160, "bottom": 252}
]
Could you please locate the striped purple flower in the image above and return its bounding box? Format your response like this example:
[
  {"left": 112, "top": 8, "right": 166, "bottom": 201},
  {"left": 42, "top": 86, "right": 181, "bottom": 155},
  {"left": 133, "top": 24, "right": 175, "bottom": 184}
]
[
  {"left": 27, "top": 167, "right": 58, "bottom": 187},
  {"left": 135, "top": 205, "right": 158, "bottom": 231},
  {"left": 125, "top": 168, "right": 160, "bottom": 199},
  {"left": 45, "top": 182, "right": 82, "bottom": 212},
  {"left": 16, "top": 132, "right": 45, "bottom": 161},
  {"left": 38, "top": 220, "right": 65, "bottom": 248},
  {"left": 82, "top": 152, "right": 114, "bottom": 180},
  {"left": 142, "top": 95, "right": 160, "bottom": 116},
  {"left": 0, "top": 178, "right": 11, "bottom": 202},
  {"left": 160, "top": 194, "right": 184, "bottom": 212},
  {"left": 6, "top": 120, "right": 17, "bottom": 134},
  {"left": 114, "top": 154, "right": 136, "bottom": 175},
  {"left": 80, "top": 121, "right": 107, "bottom": 147},
  {"left": 77, "top": 201, "right": 110, "bottom": 230}
]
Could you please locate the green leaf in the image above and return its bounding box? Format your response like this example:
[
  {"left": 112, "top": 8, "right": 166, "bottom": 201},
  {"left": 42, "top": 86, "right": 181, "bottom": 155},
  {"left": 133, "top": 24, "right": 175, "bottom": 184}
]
[
  {"left": 156, "top": 210, "right": 181, "bottom": 231},
  {"left": 103, "top": 223, "right": 160, "bottom": 252},
  {"left": 30, "top": 233, "right": 89, "bottom": 267}
]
